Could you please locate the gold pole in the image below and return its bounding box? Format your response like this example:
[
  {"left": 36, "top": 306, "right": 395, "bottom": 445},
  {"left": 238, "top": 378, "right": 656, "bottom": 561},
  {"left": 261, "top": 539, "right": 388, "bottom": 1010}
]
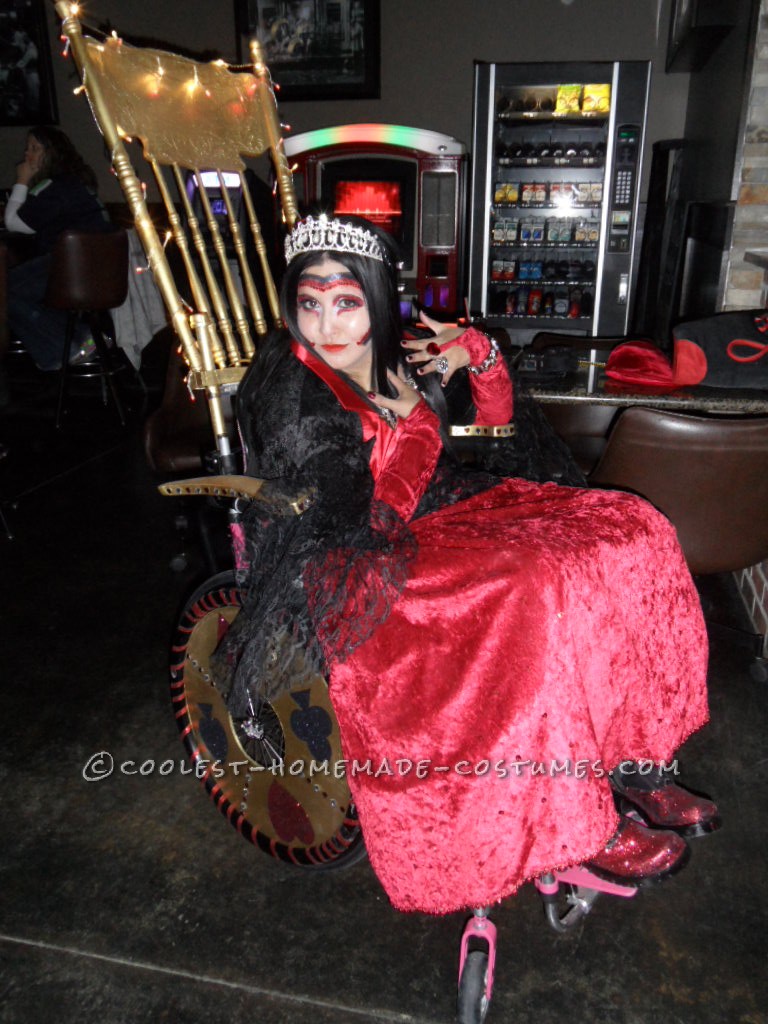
[
  {"left": 55, "top": 1, "right": 203, "bottom": 372},
  {"left": 218, "top": 172, "right": 264, "bottom": 349},
  {"left": 239, "top": 178, "right": 282, "bottom": 329},
  {"left": 250, "top": 39, "right": 298, "bottom": 230},
  {"left": 192, "top": 313, "right": 231, "bottom": 460}
]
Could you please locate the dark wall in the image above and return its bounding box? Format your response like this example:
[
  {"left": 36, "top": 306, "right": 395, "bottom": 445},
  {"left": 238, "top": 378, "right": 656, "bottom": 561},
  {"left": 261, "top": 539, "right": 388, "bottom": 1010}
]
[
  {"left": 1, "top": 0, "right": 692, "bottom": 202},
  {"left": 675, "top": 0, "right": 759, "bottom": 202}
]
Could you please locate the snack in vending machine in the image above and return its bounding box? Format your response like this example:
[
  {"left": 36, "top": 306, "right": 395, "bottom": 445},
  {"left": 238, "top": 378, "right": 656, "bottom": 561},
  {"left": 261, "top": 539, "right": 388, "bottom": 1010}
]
[
  {"left": 581, "top": 83, "right": 611, "bottom": 113},
  {"left": 528, "top": 288, "right": 543, "bottom": 316},
  {"left": 554, "top": 289, "right": 569, "bottom": 316},
  {"left": 555, "top": 83, "right": 582, "bottom": 114}
]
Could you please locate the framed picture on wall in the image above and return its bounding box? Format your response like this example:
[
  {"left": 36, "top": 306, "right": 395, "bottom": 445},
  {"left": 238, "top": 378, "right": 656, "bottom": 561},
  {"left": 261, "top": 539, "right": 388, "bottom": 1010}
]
[
  {"left": 0, "top": 0, "right": 57, "bottom": 125},
  {"left": 236, "top": 0, "right": 380, "bottom": 101}
]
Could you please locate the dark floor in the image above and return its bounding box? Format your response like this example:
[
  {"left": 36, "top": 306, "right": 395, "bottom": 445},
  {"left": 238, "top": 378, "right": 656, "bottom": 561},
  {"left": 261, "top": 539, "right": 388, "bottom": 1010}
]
[{"left": 1, "top": 358, "right": 767, "bottom": 1024}]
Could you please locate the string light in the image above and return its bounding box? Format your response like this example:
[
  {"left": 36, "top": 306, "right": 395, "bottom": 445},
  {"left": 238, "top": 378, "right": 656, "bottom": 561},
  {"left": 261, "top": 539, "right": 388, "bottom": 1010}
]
[{"left": 185, "top": 66, "right": 200, "bottom": 97}]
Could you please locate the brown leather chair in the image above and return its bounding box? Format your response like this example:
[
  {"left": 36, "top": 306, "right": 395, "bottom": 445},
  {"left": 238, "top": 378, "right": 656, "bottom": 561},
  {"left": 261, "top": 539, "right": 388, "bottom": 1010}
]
[
  {"left": 143, "top": 342, "right": 235, "bottom": 572},
  {"left": 45, "top": 229, "right": 129, "bottom": 428},
  {"left": 589, "top": 407, "right": 768, "bottom": 678},
  {"left": 143, "top": 344, "right": 221, "bottom": 474},
  {"left": 588, "top": 407, "right": 768, "bottom": 575}
]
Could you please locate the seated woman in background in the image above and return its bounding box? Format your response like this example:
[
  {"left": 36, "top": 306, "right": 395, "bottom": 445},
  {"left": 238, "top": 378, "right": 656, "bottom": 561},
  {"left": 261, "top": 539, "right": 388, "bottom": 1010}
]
[
  {"left": 213, "top": 213, "right": 719, "bottom": 915},
  {"left": 4, "top": 125, "right": 112, "bottom": 371}
]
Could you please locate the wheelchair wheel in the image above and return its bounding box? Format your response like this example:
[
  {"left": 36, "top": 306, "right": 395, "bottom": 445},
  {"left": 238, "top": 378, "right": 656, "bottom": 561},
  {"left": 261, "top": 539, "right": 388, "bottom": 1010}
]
[
  {"left": 457, "top": 950, "right": 491, "bottom": 1024},
  {"left": 170, "top": 571, "right": 366, "bottom": 869}
]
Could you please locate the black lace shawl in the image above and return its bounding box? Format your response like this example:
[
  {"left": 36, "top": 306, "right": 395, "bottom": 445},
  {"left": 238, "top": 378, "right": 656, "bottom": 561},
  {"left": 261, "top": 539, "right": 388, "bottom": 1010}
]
[{"left": 212, "top": 339, "right": 585, "bottom": 716}]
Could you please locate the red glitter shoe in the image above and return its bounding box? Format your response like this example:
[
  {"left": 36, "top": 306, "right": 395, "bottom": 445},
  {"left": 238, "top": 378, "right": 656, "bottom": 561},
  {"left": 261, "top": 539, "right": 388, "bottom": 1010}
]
[
  {"left": 585, "top": 818, "right": 690, "bottom": 887},
  {"left": 613, "top": 772, "right": 721, "bottom": 839}
]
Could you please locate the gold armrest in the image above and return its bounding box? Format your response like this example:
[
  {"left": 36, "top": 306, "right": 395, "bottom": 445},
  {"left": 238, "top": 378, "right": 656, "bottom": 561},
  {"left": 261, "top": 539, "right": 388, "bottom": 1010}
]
[
  {"left": 158, "top": 475, "right": 316, "bottom": 515},
  {"left": 158, "top": 475, "right": 266, "bottom": 500}
]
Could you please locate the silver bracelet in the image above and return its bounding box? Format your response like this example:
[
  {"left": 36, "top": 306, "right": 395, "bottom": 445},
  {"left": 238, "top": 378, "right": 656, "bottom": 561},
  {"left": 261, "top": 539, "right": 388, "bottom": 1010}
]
[{"left": 467, "top": 336, "right": 500, "bottom": 376}]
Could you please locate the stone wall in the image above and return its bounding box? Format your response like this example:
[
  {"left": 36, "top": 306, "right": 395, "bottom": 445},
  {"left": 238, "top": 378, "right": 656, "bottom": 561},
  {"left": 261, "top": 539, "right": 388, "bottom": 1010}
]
[
  {"left": 724, "top": 1, "right": 768, "bottom": 311},
  {"left": 723, "top": 0, "right": 768, "bottom": 659}
]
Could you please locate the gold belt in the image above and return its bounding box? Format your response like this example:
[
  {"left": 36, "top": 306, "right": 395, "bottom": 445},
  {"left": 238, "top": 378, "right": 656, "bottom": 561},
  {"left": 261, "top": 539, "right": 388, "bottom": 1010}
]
[{"left": 448, "top": 424, "right": 515, "bottom": 438}]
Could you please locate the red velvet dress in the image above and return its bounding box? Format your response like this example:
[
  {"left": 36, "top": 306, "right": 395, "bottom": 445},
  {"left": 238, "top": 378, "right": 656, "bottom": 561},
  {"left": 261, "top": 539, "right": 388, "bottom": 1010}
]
[{"left": 298, "top": 335, "right": 709, "bottom": 914}]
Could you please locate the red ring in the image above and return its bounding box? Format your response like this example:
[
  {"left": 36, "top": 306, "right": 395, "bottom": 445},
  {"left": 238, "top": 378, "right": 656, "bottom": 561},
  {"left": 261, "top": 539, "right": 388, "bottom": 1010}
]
[{"left": 426, "top": 341, "right": 441, "bottom": 356}]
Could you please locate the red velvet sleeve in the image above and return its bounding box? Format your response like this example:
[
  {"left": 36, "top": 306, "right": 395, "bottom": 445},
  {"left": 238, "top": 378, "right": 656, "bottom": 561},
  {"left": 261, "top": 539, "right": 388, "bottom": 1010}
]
[
  {"left": 372, "top": 401, "right": 443, "bottom": 522},
  {"left": 442, "top": 327, "right": 514, "bottom": 426}
]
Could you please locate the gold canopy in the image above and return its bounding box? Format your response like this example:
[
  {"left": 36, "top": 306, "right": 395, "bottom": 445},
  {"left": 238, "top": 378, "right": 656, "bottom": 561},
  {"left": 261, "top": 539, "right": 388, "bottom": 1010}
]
[{"left": 82, "top": 36, "right": 274, "bottom": 171}]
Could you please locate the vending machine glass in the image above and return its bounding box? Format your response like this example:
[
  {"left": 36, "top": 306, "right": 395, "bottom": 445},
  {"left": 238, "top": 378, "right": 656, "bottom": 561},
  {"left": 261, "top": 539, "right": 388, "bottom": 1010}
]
[{"left": 467, "top": 61, "right": 650, "bottom": 342}]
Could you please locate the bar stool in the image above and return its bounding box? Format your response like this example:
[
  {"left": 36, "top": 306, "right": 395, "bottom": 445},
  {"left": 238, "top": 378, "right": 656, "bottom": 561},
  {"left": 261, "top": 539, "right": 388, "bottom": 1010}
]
[{"left": 44, "top": 229, "right": 129, "bottom": 429}]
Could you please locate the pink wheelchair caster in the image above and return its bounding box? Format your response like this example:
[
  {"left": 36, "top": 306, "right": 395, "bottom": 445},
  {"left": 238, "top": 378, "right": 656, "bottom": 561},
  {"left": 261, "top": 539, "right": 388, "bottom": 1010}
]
[{"left": 457, "top": 907, "right": 497, "bottom": 1024}]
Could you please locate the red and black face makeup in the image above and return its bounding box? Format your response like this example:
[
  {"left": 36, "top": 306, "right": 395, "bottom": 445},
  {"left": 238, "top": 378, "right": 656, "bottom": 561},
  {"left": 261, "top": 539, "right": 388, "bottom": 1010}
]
[{"left": 297, "top": 271, "right": 371, "bottom": 348}]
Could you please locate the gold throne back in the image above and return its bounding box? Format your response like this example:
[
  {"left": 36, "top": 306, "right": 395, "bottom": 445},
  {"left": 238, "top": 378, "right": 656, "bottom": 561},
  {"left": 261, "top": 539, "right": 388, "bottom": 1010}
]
[{"left": 55, "top": 2, "right": 299, "bottom": 461}]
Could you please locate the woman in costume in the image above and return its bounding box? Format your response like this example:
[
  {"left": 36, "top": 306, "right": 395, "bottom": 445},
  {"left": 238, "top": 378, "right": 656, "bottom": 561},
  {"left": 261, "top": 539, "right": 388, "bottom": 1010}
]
[{"left": 215, "top": 213, "right": 718, "bottom": 915}]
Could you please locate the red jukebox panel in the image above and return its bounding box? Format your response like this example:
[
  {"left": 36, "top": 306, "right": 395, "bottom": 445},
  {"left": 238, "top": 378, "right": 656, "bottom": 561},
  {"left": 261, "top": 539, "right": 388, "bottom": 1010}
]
[{"left": 284, "top": 124, "right": 468, "bottom": 316}]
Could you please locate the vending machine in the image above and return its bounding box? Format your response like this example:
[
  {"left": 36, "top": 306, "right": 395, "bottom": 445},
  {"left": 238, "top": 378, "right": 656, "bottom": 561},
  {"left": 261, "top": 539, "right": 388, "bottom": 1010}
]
[{"left": 467, "top": 61, "right": 650, "bottom": 341}]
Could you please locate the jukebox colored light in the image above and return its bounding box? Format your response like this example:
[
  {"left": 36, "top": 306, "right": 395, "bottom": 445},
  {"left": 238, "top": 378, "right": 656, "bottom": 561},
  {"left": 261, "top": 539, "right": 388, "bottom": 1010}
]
[
  {"left": 294, "top": 124, "right": 423, "bottom": 150},
  {"left": 284, "top": 123, "right": 462, "bottom": 155}
]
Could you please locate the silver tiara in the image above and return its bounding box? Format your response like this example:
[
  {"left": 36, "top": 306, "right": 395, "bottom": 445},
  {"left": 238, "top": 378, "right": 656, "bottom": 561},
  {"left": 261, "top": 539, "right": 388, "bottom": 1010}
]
[{"left": 284, "top": 214, "right": 385, "bottom": 265}]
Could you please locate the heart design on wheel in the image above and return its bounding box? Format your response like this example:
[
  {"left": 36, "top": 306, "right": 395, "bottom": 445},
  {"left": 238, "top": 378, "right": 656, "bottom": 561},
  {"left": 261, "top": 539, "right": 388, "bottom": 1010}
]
[
  {"left": 267, "top": 781, "right": 315, "bottom": 844},
  {"left": 290, "top": 689, "right": 332, "bottom": 761},
  {"left": 196, "top": 703, "right": 228, "bottom": 763}
]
